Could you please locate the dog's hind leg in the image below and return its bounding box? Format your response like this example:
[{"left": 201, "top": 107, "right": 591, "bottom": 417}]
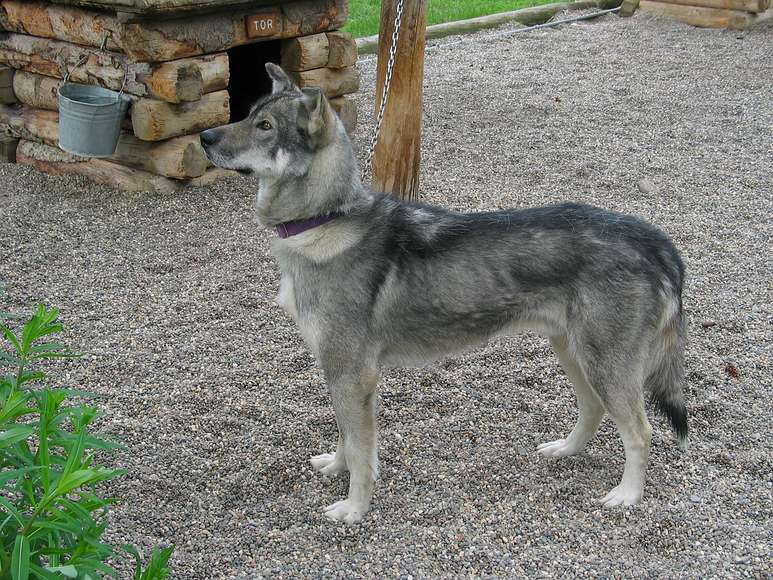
[
  {"left": 322, "top": 367, "right": 380, "bottom": 524},
  {"left": 598, "top": 382, "right": 652, "bottom": 507},
  {"left": 537, "top": 335, "right": 605, "bottom": 457}
]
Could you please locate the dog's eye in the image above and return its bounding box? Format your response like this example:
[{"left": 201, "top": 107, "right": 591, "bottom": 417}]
[{"left": 258, "top": 120, "right": 272, "bottom": 131}]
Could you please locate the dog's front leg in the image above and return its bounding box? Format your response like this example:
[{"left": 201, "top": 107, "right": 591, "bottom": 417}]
[
  {"left": 310, "top": 433, "right": 347, "bottom": 476},
  {"left": 322, "top": 368, "right": 379, "bottom": 524}
]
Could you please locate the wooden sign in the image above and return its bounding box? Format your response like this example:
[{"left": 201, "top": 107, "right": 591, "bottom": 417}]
[{"left": 245, "top": 10, "right": 281, "bottom": 38}]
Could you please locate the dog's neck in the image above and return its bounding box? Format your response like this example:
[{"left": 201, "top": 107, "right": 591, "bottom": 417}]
[
  {"left": 256, "top": 126, "right": 368, "bottom": 228},
  {"left": 274, "top": 212, "right": 344, "bottom": 238}
]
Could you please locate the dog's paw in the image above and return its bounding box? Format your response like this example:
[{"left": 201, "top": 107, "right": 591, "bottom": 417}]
[
  {"left": 599, "top": 484, "right": 642, "bottom": 507},
  {"left": 310, "top": 453, "right": 347, "bottom": 476},
  {"left": 323, "top": 499, "right": 367, "bottom": 525},
  {"left": 536, "top": 438, "right": 583, "bottom": 457}
]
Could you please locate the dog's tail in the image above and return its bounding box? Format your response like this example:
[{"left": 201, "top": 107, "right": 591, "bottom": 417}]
[{"left": 646, "top": 290, "right": 688, "bottom": 450}]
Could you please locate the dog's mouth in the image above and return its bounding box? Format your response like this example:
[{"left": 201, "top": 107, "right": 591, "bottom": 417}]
[{"left": 202, "top": 148, "right": 255, "bottom": 176}]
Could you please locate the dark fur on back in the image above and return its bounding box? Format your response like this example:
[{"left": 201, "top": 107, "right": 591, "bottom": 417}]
[{"left": 347, "top": 196, "right": 688, "bottom": 439}]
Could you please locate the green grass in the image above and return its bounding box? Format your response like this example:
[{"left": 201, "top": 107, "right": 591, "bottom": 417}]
[{"left": 344, "top": 0, "right": 561, "bottom": 37}]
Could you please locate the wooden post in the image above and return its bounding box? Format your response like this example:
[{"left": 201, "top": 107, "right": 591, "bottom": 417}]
[{"left": 372, "top": 0, "right": 427, "bottom": 201}]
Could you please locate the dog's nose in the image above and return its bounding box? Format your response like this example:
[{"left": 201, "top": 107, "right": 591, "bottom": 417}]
[{"left": 200, "top": 129, "right": 220, "bottom": 148}]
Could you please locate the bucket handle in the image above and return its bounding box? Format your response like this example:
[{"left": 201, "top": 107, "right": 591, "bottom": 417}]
[{"left": 62, "top": 33, "right": 128, "bottom": 97}]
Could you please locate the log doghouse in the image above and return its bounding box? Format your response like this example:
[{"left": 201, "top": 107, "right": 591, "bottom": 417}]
[
  {"left": 638, "top": 0, "right": 772, "bottom": 29},
  {"left": 0, "top": 0, "right": 359, "bottom": 191}
]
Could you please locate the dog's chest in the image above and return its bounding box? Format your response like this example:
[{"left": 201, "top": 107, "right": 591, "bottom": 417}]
[
  {"left": 276, "top": 274, "right": 298, "bottom": 319},
  {"left": 276, "top": 273, "right": 323, "bottom": 356}
]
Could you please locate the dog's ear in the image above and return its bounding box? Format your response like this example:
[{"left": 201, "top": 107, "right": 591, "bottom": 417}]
[
  {"left": 265, "top": 63, "right": 297, "bottom": 94},
  {"left": 300, "top": 87, "right": 326, "bottom": 136}
]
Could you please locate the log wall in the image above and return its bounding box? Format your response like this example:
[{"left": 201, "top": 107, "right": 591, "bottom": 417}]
[{"left": 0, "top": 0, "right": 359, "bottom": 191}]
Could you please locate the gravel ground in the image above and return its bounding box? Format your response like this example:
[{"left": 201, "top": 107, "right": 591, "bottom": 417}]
[{"left": 1, "top": 12, "right": 771, "bottom": 579}]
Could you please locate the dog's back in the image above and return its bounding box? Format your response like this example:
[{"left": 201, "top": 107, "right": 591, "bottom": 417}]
[{"left": 352, "top": 199, "right": 684, "bottom": 386}]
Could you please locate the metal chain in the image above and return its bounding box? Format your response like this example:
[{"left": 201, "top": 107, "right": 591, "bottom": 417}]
[{"left": 361, "top": 0, "right": 404, "bottom": 182}]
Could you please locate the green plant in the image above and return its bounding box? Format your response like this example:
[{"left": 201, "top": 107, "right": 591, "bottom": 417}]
[
  {"left": 0, "top": 305, "right": 173, "bottom": 580},
  {"left": 123, "top": 546, "right": 174, "bottom": 580}
]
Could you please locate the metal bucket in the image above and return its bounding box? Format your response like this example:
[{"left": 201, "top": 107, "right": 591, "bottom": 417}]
[{"left": 58, "top": 83, "right": 130, "bottom": 157}]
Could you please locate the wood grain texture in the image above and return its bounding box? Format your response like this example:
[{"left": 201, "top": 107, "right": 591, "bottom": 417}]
[
  {"left": 131, "top": 89, "right": 229, "bottom": 141},
  {"left": 16, "top": 139, "right": 182, "bottom": 192},
  {"left": 46, "top": 0, "right": 284, "bottom": 15},
  {"left": 0, "top": 104, "right": 210, "bottom": 177},
  {"left": 0, "top": 33, "right": 229, "bottom": 103},
  {"left": 0, "top": 105, "right": 56, "bottom": 143},
  {"left": 289, "top": 66, "right": 359, "bottom": 98},
  {"left": 281, "top": 33, "right": 329, "bottom": 71},
  {"left": 281, "top": 31, "right": 356, "bottom": 72},
  {"left": 329, "top": 95, "right": 356, "bottom": 135},
  {"left": 639, "top": 0, "right": 755, "bottom": 27},
  {"left": 1, "top": 0, "right": 350, "bottom": 63},
  {"left": 47, "top": 0, "right": 135, "bottom": 10},
  {"left": 325, "top": 31, "right": 356, "bottom": 68},
  {"left": 0, "top": 1, "right": 123, "bottom": 51},
  {"left": 647, "top": 0, "right": 766, "bottom": 12},
  {"left": 0, "top": 33, "right": 147, "bottom": 95},
  {"left": 137, "top": 53, "right": 229, "bottom": 102},
  {"left": 372, "top": 0, "right": 426, "bottom": 201},
  {"left": 112, "top": 131, "right": 210, "bottom": 177},
  {"left": 17, "top": 139, "right": 233, "bottom": 190},
  {"left": 197, "top": 52, "right": 230, "bottom": 93},
  {"left": 138, "top": 60, "right": 202, "bottom": 103},
  {"left": 12, "top": 71, "right": 61, "bottom": 110},
  {"left": 185, "top": 166, "right": 237, "bottom": 187},
  {"left": 118, "top": 0, "right": 347, "bottom": 61}
]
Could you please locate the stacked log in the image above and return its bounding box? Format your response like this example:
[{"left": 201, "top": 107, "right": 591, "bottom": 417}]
[
  {"left": 0, "top": 0, "right": 358, "bottom": 191},
  {"left": 638, "top": 0, "right": 771, "bottom": 28},
  {"left": 282, "top": 30, "right": 359, "bottom": 134}
]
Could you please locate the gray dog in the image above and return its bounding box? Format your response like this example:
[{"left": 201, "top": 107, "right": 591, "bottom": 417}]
[{"left": 201, "top": 63, "right": 688, "bottom": 524}]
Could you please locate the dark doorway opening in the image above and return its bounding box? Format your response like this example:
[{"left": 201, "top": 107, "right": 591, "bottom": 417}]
[{"left": 227, "top": 41, "right": 282, "bottom": 123}]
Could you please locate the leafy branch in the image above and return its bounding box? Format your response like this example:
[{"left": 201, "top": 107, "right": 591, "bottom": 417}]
[{"left": 0, "top": 305, "right": 173, "bottom": 580}]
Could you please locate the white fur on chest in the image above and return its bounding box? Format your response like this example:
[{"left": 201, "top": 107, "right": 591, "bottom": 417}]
[
  {"left": 275, "top": 222, "right": 362, "bottom": 263},
  {"left": 275, "top": 274, "right": 323, "bottom": 357},
  {"left": 276, "top": 274, "right": 298, "bottom": 319}
]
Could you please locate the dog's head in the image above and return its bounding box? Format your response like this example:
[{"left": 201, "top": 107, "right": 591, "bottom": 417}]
[{"left": 200, "top": 63, "right": 337, "bottom": 178}]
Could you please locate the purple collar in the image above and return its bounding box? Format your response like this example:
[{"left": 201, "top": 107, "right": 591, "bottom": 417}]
[{"left": 274, "top": 212, "right": 342, "bottom": 238}]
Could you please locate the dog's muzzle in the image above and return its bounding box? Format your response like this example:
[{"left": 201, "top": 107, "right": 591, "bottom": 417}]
[
  {"left": 199, "top": 129, "right": 222, "bottom": 157},
  {"left": 199, "top": 130, "right": 252, "bottom": 175}
]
